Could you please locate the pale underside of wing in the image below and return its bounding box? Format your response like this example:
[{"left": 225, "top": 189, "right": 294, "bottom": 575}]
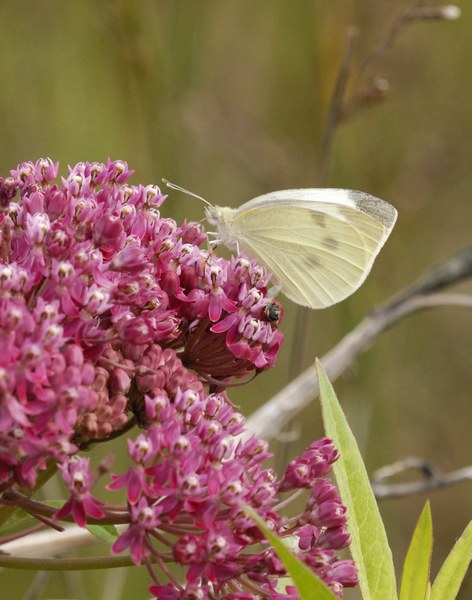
[{"left": 232, "top": 201, "right": 394, "bottom": 308}]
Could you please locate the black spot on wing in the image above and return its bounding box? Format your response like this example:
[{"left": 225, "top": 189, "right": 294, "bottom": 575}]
[{"left": 310, "top": 211, "right": 327, "bottom": 228}]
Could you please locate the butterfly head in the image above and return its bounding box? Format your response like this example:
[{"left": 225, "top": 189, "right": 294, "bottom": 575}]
[
  {"left": 204, "top": 205, "right": 222, "bottom": 226},
  {"left": 205, "top": 205, "right": 240, "bottom": 250}
]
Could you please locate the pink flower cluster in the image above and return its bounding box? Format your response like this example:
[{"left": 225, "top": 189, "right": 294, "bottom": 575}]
[
  {"left": 0, "top": 159, "right": 282, "bottom": 487},
  {"left": 111, "top": 420, "right": 359, "bottom": 599},
  {"left": 0, "top": 159, "right": 357, "bottom": 599}
]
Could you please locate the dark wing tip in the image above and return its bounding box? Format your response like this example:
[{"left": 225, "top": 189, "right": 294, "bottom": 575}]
[{"left": 348, "top": 190, "right": 398, "bottom": 230}]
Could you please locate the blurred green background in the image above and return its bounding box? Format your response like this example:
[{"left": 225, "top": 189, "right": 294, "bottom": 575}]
[{"left": 1, "top": 1, "right": 472, "bottom": 598}]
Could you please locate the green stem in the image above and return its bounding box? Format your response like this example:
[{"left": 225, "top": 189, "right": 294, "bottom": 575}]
[{"left": 0, "top": 554, "right": 144, "bottom": 571}]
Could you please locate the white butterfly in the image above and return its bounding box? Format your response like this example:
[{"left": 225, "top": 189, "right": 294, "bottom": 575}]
[{"left": 164, "top": 182, "right": 397, "bottom": 309}]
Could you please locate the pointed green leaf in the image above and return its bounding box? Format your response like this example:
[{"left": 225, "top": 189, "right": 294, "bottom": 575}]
[
  {"left": 399, "top": 501, "right": 432, "bottom": 600},
  {"left": 430, "top": 520, "right": 472, "bottom": 600},
  {"left": 316, "top": 360, "right": 397, "bottom": 600},
  {"left": 244, "top": 506, "right": 338, "bottom": 600},
  {"left": 87, "top": 524, "right": 120, "bottom": 543}
]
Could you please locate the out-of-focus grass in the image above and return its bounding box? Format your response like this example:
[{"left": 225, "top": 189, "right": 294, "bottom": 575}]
[{"left": 1, "top": 1, "right": 471, "bottom": 598}]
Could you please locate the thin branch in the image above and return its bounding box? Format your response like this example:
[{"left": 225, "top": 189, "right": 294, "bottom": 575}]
[
  {"left": 343, "top": 1, "right": 460, "bottom": 122},
  {"left": 371, "top": 457, "right": 472, "bottom": 500},
  {"left": 375, "top": 246, "right": 472, "bottom": 309},
  {"left": 358, "top": 0, "right": 427, "bottom": 76},
  {"left": 26, "top": 512, "right": 65, "bottom": 533},
  {"left": 1, "top": 489, "right": 130, "bottom": 525},
  {"left": 316, "top": 26, "right": 358, "bottom": 186},
  {"left": 245, "top": 247, "right": 472, "bottom": 441},
  {"left": 0, "top": 554, "right": 147, "bottom": 571},
  {"left": 318, "top": 1, "right": 427, "bottom": 179}
]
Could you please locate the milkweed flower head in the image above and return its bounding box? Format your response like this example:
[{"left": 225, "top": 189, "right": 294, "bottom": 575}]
[{"left": 0, "top": 159, "right": 357, "bottom": 599}]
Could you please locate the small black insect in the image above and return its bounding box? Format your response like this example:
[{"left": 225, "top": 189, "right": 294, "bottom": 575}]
[{"left": 263, "top": 299, "right": 283, "bottom": 326}]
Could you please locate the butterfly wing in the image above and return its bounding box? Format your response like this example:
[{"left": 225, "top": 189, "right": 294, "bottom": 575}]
[{"left": 231, "top": 189, "right": 397, "bottom": 309}]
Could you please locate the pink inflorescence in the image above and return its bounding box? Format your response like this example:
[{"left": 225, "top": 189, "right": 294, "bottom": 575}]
[{"left": 0, "top": 159, "right": 357, "bottom": 599}]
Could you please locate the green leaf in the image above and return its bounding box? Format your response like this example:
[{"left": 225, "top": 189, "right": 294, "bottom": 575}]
[
  {"left": 316, "top": 360, "right": 397, "bottom": 600},
  {"left": 0, "top": 509, "right": 36, "bottom": 537},
  {"left": 430, "top": 520, "right": 472, "bottom": 600},
  {"left": 399, "top": 501, "right": 432, "bottom": 600},
  {"left": 86, "top": 524, "right": 120, "bottom": 543},
  {"left": 243, "top": 506, "right": 338, "bottom": 600}
]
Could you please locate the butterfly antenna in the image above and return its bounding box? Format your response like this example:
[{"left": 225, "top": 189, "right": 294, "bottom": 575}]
[{"left": 162, "top": 179, "right": 212, "bottom": 207}]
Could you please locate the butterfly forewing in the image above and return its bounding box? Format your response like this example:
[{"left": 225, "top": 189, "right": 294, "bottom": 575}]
[{"left": 231, "top": 192, "right": 396, "bottom": 308}]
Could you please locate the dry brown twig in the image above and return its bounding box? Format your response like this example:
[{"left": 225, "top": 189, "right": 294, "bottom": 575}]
[
  {"left": 371, "top": 457, "right": 472, "bottom": 500},
  {"left": 359, "top": 0, "right": 460, "bottom": 76},
  {"left": 345, "top": 1, "right": 461, "bottom": 119},
  {"left": 320, "top": 1, "right": 461, "bottom": 174},
  {"left": 245, "top": 247, "right": 472, "bottom": 442}
]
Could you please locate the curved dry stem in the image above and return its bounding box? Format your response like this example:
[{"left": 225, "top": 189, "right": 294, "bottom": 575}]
[
  {"left": 245, "top": 247, "right": 472, "bottom": 441},
  {"left": 371, "top": 457, "right": 472, "bottom": 500}
]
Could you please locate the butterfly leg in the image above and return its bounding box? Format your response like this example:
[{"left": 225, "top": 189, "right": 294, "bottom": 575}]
[
  {"left": 205, "top": 232, "right": 222, "bottom": 250},
  {"left": 206, "top": 232, "right": 221, "bottom": 244}
]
